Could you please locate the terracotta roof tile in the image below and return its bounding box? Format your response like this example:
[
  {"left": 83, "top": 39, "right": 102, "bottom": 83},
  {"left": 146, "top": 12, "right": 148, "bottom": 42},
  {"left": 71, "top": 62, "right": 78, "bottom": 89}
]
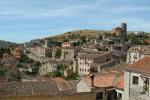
[
  {"left": 94, "top": 73, "right": 116, "bottom": 88},
  {"left": 127, "top": 57, "right": 150, "bottom": 76},
  {"left": 114, "top": 74, "right": 124, "bottom": 90},
  {"left": 82, "top": 72, "right": 116, "bottom": 88},
  {"left": 79, "top": 51, "right": 112, "bottom": 59},
  {"left": 52, "top": 77, "right": 72, "bottom": 91}
]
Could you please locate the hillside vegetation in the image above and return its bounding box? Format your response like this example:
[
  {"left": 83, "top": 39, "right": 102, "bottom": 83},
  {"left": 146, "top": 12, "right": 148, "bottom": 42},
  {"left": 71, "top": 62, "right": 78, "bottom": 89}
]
[
  {"left": 0, "top": 40, "right": 18, "bottom": 48},
  {"left": 47, "top": 29, "right": 111, "bottom": 41}
]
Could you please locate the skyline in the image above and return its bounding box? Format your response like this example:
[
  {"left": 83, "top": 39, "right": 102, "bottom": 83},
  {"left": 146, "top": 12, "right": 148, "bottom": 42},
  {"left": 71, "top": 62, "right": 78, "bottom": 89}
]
[{"left": 0, "top": 0, "right": 150, "bottom": 43}]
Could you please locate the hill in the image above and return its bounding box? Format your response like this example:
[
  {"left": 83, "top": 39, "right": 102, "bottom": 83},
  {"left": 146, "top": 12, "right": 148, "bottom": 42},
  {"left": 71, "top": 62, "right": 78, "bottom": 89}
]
[
  {"left": 46, "top": 29, "right": 111, "bottom": 41},
  {"left": 0, "top": 40, "right": 18, "bottom": 48}
]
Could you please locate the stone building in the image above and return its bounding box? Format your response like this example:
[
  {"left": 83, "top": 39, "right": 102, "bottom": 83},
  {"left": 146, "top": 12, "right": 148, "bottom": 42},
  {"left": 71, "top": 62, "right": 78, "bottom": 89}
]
[
  {"left": 62, "top": 42, "right": 72, "bottom": 48},
  {"left": 11, "top": 47, "right": 23, "bottom": 59},
  {"left": 77, "top": 51, "right": 114, "bottom": 76},
  {"left": 61, "top": 47, "right": 80, "bottom": 60},
  {"left": 111, "top": 23, "right": 127, "bottom": 37},
  {"left": 39, "top": 62, "right": 57, "bottom": 76},
  {"left": 29, "top": 47, "right": 52, "bottom": 58},
  {"left": 77, "top": 71, "right": 124, "bottom": 100},
  {"left": 126, "top": 45, "right": 150, "bottom": 64},
  {"left": 124, "top": 57, "right": 150, "bottom": 100}
]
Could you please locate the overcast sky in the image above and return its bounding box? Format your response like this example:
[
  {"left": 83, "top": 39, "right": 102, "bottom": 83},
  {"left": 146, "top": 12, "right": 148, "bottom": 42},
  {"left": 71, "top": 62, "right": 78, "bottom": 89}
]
[{"left": 0, "top": 0, "right": 150, "bottom": 43}]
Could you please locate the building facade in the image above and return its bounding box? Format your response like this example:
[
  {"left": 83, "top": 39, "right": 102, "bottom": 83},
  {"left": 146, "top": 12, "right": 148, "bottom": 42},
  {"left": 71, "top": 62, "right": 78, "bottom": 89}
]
[
  {"left": 77, "top": 52, "right": 113, "bottom": 76},
  {"left": 126, "top": 46, "right": 150, "bottom": 64},
  {"left": 125, "top": 57, "right": 150, "bottom": 100}
]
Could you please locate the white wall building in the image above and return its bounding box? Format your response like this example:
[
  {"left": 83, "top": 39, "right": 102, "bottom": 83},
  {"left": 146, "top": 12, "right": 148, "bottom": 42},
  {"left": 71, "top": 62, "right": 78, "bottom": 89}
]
[
  {"left": 124, "top": 57, "right": 150, "bottom": 100},
  {"left": 77, "top": 52, "right": 113, "bottom": 76},
  {"left": 126, "top": 46, "right": 150, "bottom": 64}
]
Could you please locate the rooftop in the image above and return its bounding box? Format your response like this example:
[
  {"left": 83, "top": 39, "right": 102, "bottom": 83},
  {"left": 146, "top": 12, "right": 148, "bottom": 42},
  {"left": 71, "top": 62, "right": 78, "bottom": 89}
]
[
  {"left": 78, "top": 51, "right": 111, "bottom": 59},
  {"left": 127, "top": 57, "right": 150, "bottom": 76},
  {"left": 114, "top": 74, "right": 124, "bottom": 90},
  {"left": 128, "top": 45, "right": 150, "bottom": 54},
  {"left": 0, "top": 78, "right": 77, "bottom": 97},
  {"left": 82, "top": 72, "right": 117, "bottom": 88}
]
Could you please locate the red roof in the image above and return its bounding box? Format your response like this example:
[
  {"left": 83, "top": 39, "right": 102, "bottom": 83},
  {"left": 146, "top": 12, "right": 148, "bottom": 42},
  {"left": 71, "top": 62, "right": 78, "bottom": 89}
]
[
  {"left": 52, "top": 77, "right": 71, "bottom": 91},
  {"left": 82, "top": 72, "right": 116, "bottom": 88},
  {"left": 127, "top": 57, "right": 150, "bottom": 76},
  {"left": 114, "top": 74, "right": 124, "bottom": 90}
]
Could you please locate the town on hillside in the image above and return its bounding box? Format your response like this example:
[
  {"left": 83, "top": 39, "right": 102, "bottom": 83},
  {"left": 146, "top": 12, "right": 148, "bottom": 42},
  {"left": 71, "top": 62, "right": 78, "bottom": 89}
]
[{"left": 0, "top": 23, "right": 150, "bottom": 100}]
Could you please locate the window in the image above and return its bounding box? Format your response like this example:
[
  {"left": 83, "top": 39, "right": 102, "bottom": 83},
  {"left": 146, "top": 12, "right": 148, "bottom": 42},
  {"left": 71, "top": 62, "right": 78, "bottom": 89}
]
[
  {"left": 96, "top": 92, "right": 103, "bottom": 100},
  {"left": 132, "top": 76, "right": 139, "bottom": 85}
]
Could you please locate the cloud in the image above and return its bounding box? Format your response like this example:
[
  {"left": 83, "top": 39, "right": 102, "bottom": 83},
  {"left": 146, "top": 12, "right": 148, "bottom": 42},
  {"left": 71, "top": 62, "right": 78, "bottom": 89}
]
[
  {"left": 0, "top": 0, "right": 150, "bottom": 42},
  {"left": 0, "top": 0, "right": 99, "bottom": 19}
]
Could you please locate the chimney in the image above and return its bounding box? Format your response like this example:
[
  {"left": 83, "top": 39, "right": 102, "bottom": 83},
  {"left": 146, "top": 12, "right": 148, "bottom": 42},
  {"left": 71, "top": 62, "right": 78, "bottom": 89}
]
[{"left": 90, "top": 74, "right": 95, "bottom": 87}]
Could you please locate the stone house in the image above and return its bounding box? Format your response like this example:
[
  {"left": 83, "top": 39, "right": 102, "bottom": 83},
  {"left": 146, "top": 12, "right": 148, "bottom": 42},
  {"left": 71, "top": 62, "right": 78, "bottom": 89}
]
[
  {"left": 29, "top": 47, "right": 52, "bottom": 58},
  {"left": 39, "top": 62, "right": 57, "bottom": 76},
  {"left": 39, "top": 59, "right": 77, "bottom": 77},
  {"left": 62, "top": 42, "right": 72, "bottom": 48},
  {"left": 77, "top": 51, "right": 113, "bottom": 76},
  {"left": 77, "top": 71, "right": 124, "bottom": 100},
  {"left": 124, "top": 57, "right": 150, "bottom": 100},
  {"left": 126, "top": 45, "right": 150, "bottom": 64},
  {"left": 81, "top": 42, "right": 99, "bottom": 52},
  {"left": 61, "top": 47, "right": 80, "bottom": 60},
  {"left": 11, "top": 47, "right": 23, "bottom": 59}
]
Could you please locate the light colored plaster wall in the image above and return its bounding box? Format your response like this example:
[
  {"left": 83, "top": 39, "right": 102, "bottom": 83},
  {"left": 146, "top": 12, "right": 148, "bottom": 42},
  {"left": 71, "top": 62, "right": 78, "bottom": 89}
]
[
  {"left": 124, "top": 71, "right": 130, "bottom": 100},
  {"left": 77, "top": 80, "right": 91, "bottom": 93},
  {"left": 78, "top": 58, "right": 93, "bottom": 75}
]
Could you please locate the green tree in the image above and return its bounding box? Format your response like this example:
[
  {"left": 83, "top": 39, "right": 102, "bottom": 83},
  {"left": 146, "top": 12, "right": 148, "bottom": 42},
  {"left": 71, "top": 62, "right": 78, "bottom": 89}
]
[
  {"left": 0, "top": 48, "right": 11, "bottom": 58},
  {"left": 73, "top": 41, "right": 81, "bottom": 46},
  {"left": 0, "top": 68, "right": 5, "bottom": 76},
  {"left": 63, "top": 38, "right": 69, "bottom": 42},
  {"left": 55, "top": 49, "right": 61, "bottom": 58},
  {"left": 20, "top": 55, "right": 33, "bottom": 63},
  {"left": 17, "top": 64, "right": 23, "bottom": 68},
  {"left": 66, "top": 73, "right": 78, "bottom": 80}
]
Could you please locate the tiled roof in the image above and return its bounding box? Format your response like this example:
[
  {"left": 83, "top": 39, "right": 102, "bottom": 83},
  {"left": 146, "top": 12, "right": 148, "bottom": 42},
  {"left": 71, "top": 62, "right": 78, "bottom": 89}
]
[
  {"left": 114, "top": 74, "right": 124, "bottom": 90},
  {"left": 94, "top": 72, "right": 116, "bottom": 88},
  {"left": 127, "top": 57, "right": 150, "bottom": 76},
  {"left": 82, "top": 72, "right": 116, "bottom": 88},
  {"left": 0, "top": 81, "right": 59, "bottom": 97},
  {"left": 128, "top": 45, "right": 150, "bottom": 54},
  {"left": 52, "top": 77, "right": 72, "bottom": 91},
  {"left": 78, "top": 51, "right": 111, "bottom": 59},
  {"left": 52, "top": 77, "right": 77, "bottom": 95},
  {"left": 107, "top": 62, "right": 126, "bottom": 73},
  {"left": 0, "top": 78, "right": 77, "bottom": 97}
]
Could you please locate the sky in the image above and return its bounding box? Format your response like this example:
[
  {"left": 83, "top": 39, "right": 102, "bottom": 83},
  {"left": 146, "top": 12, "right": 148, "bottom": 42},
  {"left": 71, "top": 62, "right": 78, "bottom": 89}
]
[{"left": 0, "top": 0, "right": 150, "bottom": 43}]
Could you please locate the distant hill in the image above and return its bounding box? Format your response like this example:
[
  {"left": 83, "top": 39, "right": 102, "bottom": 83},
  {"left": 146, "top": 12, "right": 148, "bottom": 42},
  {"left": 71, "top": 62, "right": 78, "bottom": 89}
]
[
  {"left": 0, "top": 40, "right": 18, "bottom": 48},
  {"left": 46, "top": 29, "right": 111, "bottom": 41}
]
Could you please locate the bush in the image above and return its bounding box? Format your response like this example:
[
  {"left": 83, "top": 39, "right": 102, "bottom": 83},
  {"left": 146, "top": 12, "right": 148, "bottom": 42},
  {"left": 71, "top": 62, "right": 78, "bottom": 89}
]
[
  {"left": 55, "top": 49, "right": 61, "bottom": 58},
  {"left": 0, "top": 68, "right": 5, "bottom": 76},
  {"left": 17, "top": 64, "right": 23, "bottom": 68},
  {"left": 20, "top": 55, "right": 33, "bottom": 63},
  {"left": 65, "top": 73, "right": 78, "bottom": 80}
]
